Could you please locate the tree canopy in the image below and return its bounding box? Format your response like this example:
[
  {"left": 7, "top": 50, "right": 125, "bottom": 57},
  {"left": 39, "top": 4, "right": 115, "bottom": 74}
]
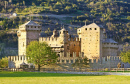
[
  {"left": 120, "top": 50, "right": 130, "bottom": 64},
  {"left": 26, "top": 41, "right": 58, "bottom": 71}
]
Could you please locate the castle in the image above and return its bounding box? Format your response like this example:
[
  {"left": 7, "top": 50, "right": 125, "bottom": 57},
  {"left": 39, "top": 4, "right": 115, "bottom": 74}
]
[{"left": 8, "top": 21, "right": 120, "bottom": 68}]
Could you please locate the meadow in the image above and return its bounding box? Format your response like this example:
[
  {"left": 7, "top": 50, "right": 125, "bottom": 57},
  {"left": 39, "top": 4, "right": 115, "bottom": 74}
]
[{"left": 0, "top": 72, "right": 130, "bottom": 84}]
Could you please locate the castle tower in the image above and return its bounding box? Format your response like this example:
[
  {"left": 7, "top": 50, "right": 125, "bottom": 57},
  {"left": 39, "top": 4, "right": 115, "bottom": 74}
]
[
  {"left": 77, "top": 23, "right": 104, "bottom": 59},
  {"left": 59, "top": 27, "right": 70, "bottom": 57},
  {"left": 51, "top": 29, "right": 58, "bottom": 37},
  {"left": 59, "top": 28, "right": 69, "bottom": 44},
  {"left": 17, "top": 21, "right": 41, "bottom": 56}
]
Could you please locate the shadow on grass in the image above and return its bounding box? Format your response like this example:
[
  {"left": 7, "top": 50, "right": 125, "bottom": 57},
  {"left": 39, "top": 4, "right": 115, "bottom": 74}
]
[{"left": 0, "top": 71, "right": 103, "bottom": 77}]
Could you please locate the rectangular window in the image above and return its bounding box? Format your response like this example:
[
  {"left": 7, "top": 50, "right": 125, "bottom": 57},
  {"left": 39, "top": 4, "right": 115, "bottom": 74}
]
[
  {"left": 67, "top": 46, "right": 69, "bottom": 50},
  {"left": 23, "top": 42, "right": 24, "bottom": 47}
]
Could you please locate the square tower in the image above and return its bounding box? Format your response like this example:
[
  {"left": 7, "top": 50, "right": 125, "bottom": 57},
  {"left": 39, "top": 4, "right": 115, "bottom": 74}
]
[
  {"left": 77, "top": 23, "right": 103, "bottom": 59},
  {"left": 17, "top": 21, "right": 41, "bottom": 56}
]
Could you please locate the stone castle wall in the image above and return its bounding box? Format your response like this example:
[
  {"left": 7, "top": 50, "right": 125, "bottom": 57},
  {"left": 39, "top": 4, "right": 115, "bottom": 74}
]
[
  {"left": 102, "top": 43, "right": 118, "bottom": 57},
  {"left": 8, "top": 53, "right": 123, "bottom": 68}
]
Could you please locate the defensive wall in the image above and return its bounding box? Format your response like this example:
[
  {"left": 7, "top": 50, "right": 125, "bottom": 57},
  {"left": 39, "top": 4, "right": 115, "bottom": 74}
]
[{"left": 8, "top": 52, "right": 123, "bottom": 68}]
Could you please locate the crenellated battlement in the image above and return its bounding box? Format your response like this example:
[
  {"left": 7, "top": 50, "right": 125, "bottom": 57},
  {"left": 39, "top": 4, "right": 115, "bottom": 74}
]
[
  {"left": 39, "top": 37, "right": 59, "bottom": 42},
  {"left": 8, "top": 56, "right": 27, "bottom": 62},
  {"left": 89, "top": 56, "right": 121, "bottom": 63},
  {"left": 69, "top": 37, "right": 80, "bottom": 42}
]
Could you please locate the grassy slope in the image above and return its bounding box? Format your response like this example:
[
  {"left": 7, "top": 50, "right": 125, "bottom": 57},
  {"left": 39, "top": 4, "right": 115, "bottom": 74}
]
[{"left": 0, "top": 72, "right": 130, "bottom": 84}]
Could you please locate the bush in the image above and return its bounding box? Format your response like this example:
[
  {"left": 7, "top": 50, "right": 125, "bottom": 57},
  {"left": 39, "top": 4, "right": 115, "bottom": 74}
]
[
  {"left": 0, "top": 57, "right": 8, "bottom": 68},
  {"left": 105, "top": 68, "right": 108, "bottom": 71}
]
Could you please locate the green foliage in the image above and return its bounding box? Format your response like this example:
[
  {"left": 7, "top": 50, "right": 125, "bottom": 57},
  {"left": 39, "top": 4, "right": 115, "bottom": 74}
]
[
  {"left": 72, "top": 57, "right": 89, "bottom": 68},
  {"left": 26, "top": 41, "right": 58, "bottom": 71},
  {"left": 120, "top": 50, "right": 130, "bottom": 64},
  {"left": 0, "top": 57, "right": 8, "bottom": 68},
  {"left": 0, "top": 17, "right": 27, "bottom": 30},
  {"left": 127, "top": 16, "right": 130, "bottom": 20}
]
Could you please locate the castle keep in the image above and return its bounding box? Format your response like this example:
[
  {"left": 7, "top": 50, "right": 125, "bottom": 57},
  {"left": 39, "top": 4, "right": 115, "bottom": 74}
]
[{"left": 8, "top": 21, "right": 119, "bottom": 68}]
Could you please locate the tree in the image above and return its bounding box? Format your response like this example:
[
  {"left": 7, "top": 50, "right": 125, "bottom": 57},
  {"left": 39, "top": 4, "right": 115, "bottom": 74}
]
[
  {"left": 26, "top": 41, "right": 58, "bottom": 71},
  {"left": 120, "top": 50, "right": 130, "bottom": 64},
  {"left": 0, "top": 57, "right": 8, "bottom": 68},
  {"left": 72, "top": 57, "right": 89, "bottom": 68}
]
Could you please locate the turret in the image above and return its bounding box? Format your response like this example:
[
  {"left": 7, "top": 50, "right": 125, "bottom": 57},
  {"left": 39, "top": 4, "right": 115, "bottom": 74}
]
[
  {"left": 59, "top": 27, "right": 69, "bottom": 44},
  {"left": 51, "top": 29, "right": 58, "bottom": 37}
]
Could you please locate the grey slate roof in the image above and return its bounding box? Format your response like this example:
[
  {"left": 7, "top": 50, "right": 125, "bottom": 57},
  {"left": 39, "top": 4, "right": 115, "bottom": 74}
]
[
  {"left": 103, "top": 38, "right": 118, "bottom": 43},
  {"left": 20, "top": 20, "right": 41, "bottom": 27},
  {"left": 20, "top": 62, "right": 28, "bottom": 65}
]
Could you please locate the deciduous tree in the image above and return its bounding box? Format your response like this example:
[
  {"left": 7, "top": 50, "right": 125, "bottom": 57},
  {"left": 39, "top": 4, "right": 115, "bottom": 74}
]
[
  {"left": 120, "top": 50, "right": 130, "bottom": 64},
  {"left": 26, "top": 41, "right": 58, "bottom": 71}
]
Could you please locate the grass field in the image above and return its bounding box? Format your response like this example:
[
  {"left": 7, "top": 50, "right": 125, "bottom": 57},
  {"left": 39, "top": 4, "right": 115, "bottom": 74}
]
[{"left": 0, "top": 72, "right": 130, "bottom": 84}]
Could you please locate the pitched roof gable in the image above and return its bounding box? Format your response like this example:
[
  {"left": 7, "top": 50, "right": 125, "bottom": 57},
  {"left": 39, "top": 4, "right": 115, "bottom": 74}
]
[
  {"left": 79, "top": 23, "right": 103, "bottom": 29},
  {"left": 20, "top": 21, "right": 41, "bottom": 27}
]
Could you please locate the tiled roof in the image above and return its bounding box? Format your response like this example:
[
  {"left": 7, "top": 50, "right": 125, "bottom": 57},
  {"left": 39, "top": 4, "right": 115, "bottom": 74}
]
[{"left": 103, "top": 38, "right": 118, "bottom": 43}]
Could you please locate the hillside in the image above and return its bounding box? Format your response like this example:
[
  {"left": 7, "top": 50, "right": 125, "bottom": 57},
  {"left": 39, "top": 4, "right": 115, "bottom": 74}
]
[{"left": 0, "top": 0, "right": 130, "bottom": 57}]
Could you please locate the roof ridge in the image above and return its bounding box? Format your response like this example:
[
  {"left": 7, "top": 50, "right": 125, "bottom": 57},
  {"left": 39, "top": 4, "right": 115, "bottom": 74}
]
[{"left": 20, "top": 20, "right": 40, "bottom": 27}]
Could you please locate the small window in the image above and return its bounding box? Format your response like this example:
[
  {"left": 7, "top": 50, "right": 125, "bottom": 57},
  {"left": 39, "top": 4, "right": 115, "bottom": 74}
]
[
  {"left": 85, "top": 28, "right": 87, "bottom": 30},
  {"left": 71, "top": 60, "right": 73, "bottom": 63},
  {"left": 21, "top": 56, "right": 22, "bottom": 60},
  {"left": 67, "top": 46, "right": 69, "bottom": 50},
  {"left": 35, "top": 26, "right": 36, "bottom": 28},
  {"left": 31, "top": 26, "right": 33, "bottom": 28},
  {"left": 74, "top": 44, "right": 75, "bottom": 46},
  {"left": 70, "top": 54, "right": 72, "bottom": 57},
  {"left": 66, "top": 60, "right": 69, "bottom": 63},
  {"left": 62, "top": 60, "right": 64, "bottom": 63},
  {"left": 58, "top": 54, "right": 60, "bottom": 57},
  {"left": 63, "top": 31, "right": 65, "bottom": 34},
  {"left": 23, "top": 42, "right": 24, "bottom": 47},
  {"left": 57, "top": 60, "right": 60, "bottom": 62},
  {"left": 27, "top": 26, "right": 29, "bottom": 28},
  {"left": 95, "top": 28, "right": 97, "bottom": 30},
  {"left": 79, "top": 29, "right": 80, "bottom": 31},
  {"left": 38, "top": 26, "right": 40, "bottom": 28},
  {"left": 90, "top": 28, "right": 92, "bottom": 30}
]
